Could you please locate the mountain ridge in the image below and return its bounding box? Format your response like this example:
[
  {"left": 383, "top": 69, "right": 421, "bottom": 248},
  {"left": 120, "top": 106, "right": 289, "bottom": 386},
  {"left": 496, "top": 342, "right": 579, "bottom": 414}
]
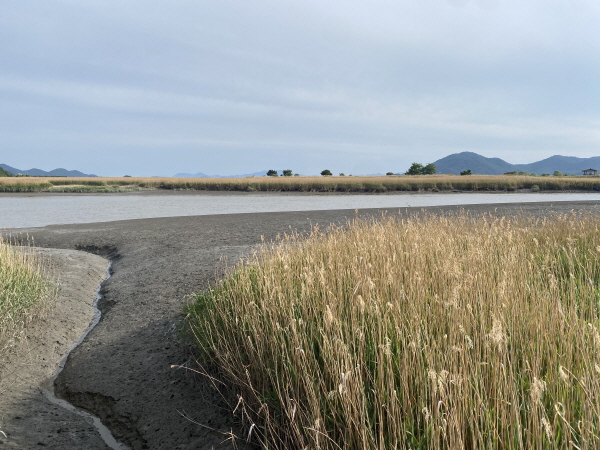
[
  {"left": 433, "top": 152, "right": 600, "bottom": 175},
  {"left": 4, "top": 152, "right": 600, "bottom": 178},
  {"left": 0, "top": 163, "right": 97, "bottom": 177}
]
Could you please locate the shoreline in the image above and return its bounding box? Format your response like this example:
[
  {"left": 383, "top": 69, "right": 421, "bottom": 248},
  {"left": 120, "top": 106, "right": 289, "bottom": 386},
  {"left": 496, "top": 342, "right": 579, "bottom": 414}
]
[
  {"left": 0, "top": 187, "right": 596, "bottom": 198},
  {"left": 0, "top": 188, "right": 544, "bottom": 198}
]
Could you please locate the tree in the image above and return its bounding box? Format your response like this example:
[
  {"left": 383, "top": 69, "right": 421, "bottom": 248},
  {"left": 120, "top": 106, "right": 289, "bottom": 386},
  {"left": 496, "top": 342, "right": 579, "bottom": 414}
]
[
  {"left": 553, "top": 170, "right": 564, "bottom": 177},
  {"left": 460, "top": 169, "right": 472, "bottom": 176},
  {"left": 339, "top": 173, "right": 345, "bottom": 176},
  {"left": 282, "top": 169, "right": 293, "bottom": 177},
  {"left": 0, "top": 167, "right": 13, "bottom": 177},
  {"left": 405, "top": 163, "right": 424, "bottom": 175},
  {"left": 386, "top": 172, "right": 394, "bottom": 176},
  {"left": 321, "top": 169, "right": 332, "bottom": 176},
  {"left": 266, "top": 169, "right": 278, "bottom": 177},
  {"left": 422, "top": 163, "right": 437, "bottom": 175}
]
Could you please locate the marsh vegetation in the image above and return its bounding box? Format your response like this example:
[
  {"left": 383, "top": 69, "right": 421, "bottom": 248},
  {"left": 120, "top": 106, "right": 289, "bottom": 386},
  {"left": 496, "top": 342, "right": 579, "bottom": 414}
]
[
  {"left": 2, "top": 175, "right": 600, "bottom": 193},
  {"left": 0, "top": 238, "right": 56, "bottom": 351},
  {"left": 188, "top": 212, "right": 600, "bottom": 449}
]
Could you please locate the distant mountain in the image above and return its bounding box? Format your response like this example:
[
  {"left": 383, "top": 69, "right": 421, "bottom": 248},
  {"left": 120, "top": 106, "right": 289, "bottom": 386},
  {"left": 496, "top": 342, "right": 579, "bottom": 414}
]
[
  {"left": 172, "top": 170, "right": 269, "bottom": 178},
  {"left": 433, "top": 152, "right": 600, "bottom": 175},
  {"left": 0, "top": 163, "right": 97, "bottom": 177},
  {"left": 434, "top": 152, "right": 514, "bottom": 175},
  {"left": 172, "top": 172, "right": 211, "bottom": 178},
  {"left": 0, "top": 164, "right": 26, "bottom": 175},
  {"left": 514, "top": 155, "right": 600, "bottom": 176}
]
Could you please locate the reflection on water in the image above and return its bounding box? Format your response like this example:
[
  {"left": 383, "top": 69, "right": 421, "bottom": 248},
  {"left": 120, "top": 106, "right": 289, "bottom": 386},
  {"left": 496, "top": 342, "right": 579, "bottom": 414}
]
[{"left": 2, "top": 192, "right": 600, "bottom": 229}]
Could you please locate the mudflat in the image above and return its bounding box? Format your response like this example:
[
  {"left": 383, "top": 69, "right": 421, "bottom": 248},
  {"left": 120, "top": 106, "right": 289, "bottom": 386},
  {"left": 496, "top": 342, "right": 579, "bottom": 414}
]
[
  {"left": 0, "top": 248, "right": 109, "bottom": 449},
  {"left": 4, "top": 201, "right": 600, "bottom": 449}
]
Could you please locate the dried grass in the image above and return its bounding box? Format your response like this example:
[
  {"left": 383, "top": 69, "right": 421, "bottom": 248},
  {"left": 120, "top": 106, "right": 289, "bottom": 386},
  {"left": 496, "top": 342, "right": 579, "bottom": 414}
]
[
  {"left": 187, "top": 212, "right": 600, "bottom": 449},
  {"left": 1, "top": 175, "right": 600, "bottom": 193},
  {"left": 0, "top": 237, "right": 56, "bottom": 352}
]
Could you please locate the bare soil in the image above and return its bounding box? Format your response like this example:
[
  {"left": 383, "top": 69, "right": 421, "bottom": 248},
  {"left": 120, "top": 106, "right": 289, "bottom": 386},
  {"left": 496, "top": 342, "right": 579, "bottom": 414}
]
[
  {"left": 3, "top": 201, "right": 600, "bottom": 449},
  {"left": 0, "top": 248, "right": 109, "bottom": 449}
]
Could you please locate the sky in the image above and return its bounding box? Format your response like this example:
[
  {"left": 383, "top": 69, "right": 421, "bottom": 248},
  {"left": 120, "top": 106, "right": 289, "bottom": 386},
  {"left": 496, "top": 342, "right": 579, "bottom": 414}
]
[{"left": 1, "top": 0, "right": 599, "bottom": 176}]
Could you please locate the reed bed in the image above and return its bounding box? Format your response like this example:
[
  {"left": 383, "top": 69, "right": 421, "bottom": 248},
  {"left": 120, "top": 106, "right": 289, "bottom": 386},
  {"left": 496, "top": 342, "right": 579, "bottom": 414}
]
[
  {"left": 187, "top": 212, "right": 600, "bottom": 449},
  {"left": 0, "top": 237, "right": 56, "bottom": 350},
  {"left": 1, "top": 175, "right": 600, "bottom": 193}
]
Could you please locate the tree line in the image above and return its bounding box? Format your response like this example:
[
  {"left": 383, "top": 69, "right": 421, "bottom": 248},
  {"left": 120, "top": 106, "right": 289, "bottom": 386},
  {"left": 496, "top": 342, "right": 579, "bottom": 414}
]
[
  {"left": 265, "top": 164, "right": 440, "bottom": 177},
  {"left": 404, "top": 163, "right": 437, "bottom": 175}
]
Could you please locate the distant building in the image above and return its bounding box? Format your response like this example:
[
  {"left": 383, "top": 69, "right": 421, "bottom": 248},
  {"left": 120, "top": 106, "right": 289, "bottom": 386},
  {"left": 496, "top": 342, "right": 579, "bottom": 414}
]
[{"left": 582, "top": 168, "right": 598, "bottom": 175}]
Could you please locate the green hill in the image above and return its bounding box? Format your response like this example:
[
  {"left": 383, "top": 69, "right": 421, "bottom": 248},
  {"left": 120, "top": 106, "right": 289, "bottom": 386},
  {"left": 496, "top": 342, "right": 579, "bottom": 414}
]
[
  {"left": 0, "top": 167, "right": 13, "bottom": 177},
  {"left": 433, "top": 152, "right": 514, "bottom": 175}
]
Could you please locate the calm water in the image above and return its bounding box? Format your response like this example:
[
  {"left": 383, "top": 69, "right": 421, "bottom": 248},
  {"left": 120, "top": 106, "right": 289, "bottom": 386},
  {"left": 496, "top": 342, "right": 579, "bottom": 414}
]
[{"left": 2, "top": 192, "right": 600, "bottom": 229}]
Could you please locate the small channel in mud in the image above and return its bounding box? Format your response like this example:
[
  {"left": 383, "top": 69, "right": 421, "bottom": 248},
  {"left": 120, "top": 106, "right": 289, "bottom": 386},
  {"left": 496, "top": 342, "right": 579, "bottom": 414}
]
[{"left": 42, "top": 262, "right": 129, "bottom": 450}]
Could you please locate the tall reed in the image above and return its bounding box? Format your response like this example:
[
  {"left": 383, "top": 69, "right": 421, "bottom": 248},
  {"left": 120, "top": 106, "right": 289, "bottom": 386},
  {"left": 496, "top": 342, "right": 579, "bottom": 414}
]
[
  {"left": 1, "top": 175, "right": 600, "bottom": 193},
  {"left": 0, "top": 237, "right": 55, "bottom": 350},
  {"left": 187, "top": 213, "right": 600, "bottom": 449}
]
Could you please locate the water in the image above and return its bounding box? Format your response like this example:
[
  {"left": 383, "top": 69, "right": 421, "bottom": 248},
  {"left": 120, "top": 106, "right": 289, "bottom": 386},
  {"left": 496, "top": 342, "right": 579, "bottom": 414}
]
[{"left": 2, "top": 192, "right": 600, "bottom": 229}]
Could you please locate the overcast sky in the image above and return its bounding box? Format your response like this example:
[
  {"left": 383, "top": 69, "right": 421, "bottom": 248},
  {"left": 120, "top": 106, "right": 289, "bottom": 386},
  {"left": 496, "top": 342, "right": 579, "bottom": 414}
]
[{"left": 1, "top": 0, "right": 599, "bottom": 176}]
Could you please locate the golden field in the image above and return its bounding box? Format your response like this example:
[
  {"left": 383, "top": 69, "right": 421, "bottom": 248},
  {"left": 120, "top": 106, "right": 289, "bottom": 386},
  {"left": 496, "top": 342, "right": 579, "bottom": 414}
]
[
  {"left": 188, "top": 212, "right": 600, "bottom": 449},
  {"left": 1, "top": 174, "right": 600, "bottom": 193}
]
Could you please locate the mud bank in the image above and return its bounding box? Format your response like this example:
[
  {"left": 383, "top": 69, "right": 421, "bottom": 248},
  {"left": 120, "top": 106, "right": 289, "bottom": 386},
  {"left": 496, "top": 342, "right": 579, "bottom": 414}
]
[
  {"left": 0, "top": 248, "right": 110, "bottom": 449},
  {"left": 4, "top": 201, "right": 600, "bottom": 449}
]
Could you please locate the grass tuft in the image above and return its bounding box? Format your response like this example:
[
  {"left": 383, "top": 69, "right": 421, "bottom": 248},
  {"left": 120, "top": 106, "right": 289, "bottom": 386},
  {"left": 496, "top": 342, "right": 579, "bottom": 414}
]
[
  {"left": 0, "top": 237, "right": 56, "bottom": 351},
  {"left": 187, "top": 212, "right": 600, "bottom": 449}
]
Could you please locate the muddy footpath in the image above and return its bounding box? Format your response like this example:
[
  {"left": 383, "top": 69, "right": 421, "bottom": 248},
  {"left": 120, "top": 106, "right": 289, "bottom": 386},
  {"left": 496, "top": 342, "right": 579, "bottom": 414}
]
[{"left": 2, "top": 201, "right": 600, "bottom": 449}]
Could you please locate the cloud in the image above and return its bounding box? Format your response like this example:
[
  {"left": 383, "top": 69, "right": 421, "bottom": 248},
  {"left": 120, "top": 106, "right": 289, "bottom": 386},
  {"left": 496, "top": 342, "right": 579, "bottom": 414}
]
[{"left": 0, "top": 0, "right": 599, "bottom": 175}]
